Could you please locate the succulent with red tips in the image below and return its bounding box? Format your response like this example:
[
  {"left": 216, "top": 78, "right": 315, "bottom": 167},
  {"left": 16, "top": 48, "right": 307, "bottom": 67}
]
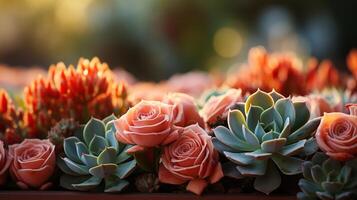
[{"left": 23, "top": 57, "right": 128, "bottom": 138}]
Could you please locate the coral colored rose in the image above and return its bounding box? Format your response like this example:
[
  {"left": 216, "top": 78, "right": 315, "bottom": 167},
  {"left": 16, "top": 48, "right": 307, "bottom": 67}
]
[
  {"left": 163, "top": 93, "right": 204, "bottom": 128},
  {"left": 115, "top": 100, "right": 179, "bottom": 153},
  {"left": 293, "top": 95, "right": 333, "bottom": 119},
  {"left": 9, "top": 139, "right": 55, "bottom": 189},
  {"left": 346, "top": 104, "right": 357, "bottom": 116},
  {"left": 0, "top": 141, "right": 12, "bottom": 185},
  {"left": 159, "top": 124, "right": 224, "bottom": 195},
  {"left": 201, "top": 89, "right": 243, "bottom": 126},
  {"left": 316, "top": 112, "right": 357, "bottom": 161}
]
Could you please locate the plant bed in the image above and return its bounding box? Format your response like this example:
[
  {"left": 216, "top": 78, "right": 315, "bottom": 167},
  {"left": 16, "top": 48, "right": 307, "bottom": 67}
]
[{"left": 0, "top": 191, "right": 297, "bottom": 200}]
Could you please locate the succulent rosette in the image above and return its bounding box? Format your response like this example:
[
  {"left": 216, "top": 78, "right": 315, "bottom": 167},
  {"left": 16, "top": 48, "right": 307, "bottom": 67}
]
[
  {"left": 298, "top": 152, "right": 357, "bottom": 200},
  {"left": 213, "top": 89, "right": 321, "bottom": 194},
  {"left": 315, "top": 104, "right": 357, "bottom": 161},
  {"left": 23, "top": 57, "right": 128, "bottom": 138},
  {"left": 0, "top": 140, "right": 12, "bottom": 185},
  {"left": 159, "top": 124, "right": 224, "bottom": 195},
  {"left": 57, "top": 115, "right": 136, "bottom": 192},
  {"left": 8, "top": 139, "right": 55, "bottom": 190}
]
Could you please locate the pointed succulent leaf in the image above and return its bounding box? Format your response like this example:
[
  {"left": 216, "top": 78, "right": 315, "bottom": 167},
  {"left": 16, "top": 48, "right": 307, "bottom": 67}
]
[
  {"left": 231, "top": 102, "right": 246, "bottom": 116},
  {"left": 287, "top": 117, "right": 321, "bottom": 144},
  {"left": 245, "top": 89, "right": 274, "bottom": 114},
  {"left": 236, "top": 160, "right": 267, "bottom": 176},
  {"left": 321, "top": 181, "right": 344, "bottom": 194},
  {"left": 212, "top": 138, "right": 238, "bottom": 153},
  {"left": 105, "top": 120, "right": 116, "bottom": 133},
  {"left": 98, "top": 147, "right": 117, "bottom": 164},
  {"left": 115, "top": 160, "right": 137, "bottom": 179},
  {"left": 335, "top": 191, "right": 357, "bottom": 200},
  {"left": 254, "top": 161, "right": 281, "bottom": 195},
  {"left": 298, "top": 179, "right": 323, "bottom": 196},
  {"left": 260, "top": 107, "right": 283, "bottom": 130},
  {"left": 261, "top": 138, "right": 286, "bottom": 153},
  {"left": 262, "top": 131, "right": 275, "bottom": 141},
  {"left": 296, "top": 192, "right": 311, "bottom": 200},
  {"left": 89, "top": 135, "right": 108, "bottom": 156},
  {"left": 224, "top": 151, "right": 254, "bottom": 165},
  {"left": 103, "top": 114, "right": 117, "bottom": 125},
  {"left": 227, "top": 110, "right": 247, "bottom": 140},
  {"left": 272, "top": 153, "right": 304, "bottom": 175},
  {"left": 242, "top": 125, "right": 260, "bottom": 148},
  {"left": 304, "top": 138, "right": 318, "bottom": 156},
  {"left": 323, "top": 158, "right": 341, "bottom": 174},
  {"left": 275, "top": 98, "right": 296, "bottom": 126},
  {"left": 64, "top": 137, "right": 82, "bottom": 163},
  {"left": 337, "top": 166, "right": 351, "bottom": 185},
  {"left": 81, "top": 154, "right": 98, "bottom": 168},
  {"left": 75, "top": 142, "right": 89, "bottom": 159},
  {"left": 279, "top": 140, "right": 306, "bottom": 156},
  {"left": 245, "top": 149, "right": 272, "bottom": 160},
  {"left": 269, "top": 90, "right": 284, "bottom": 102},
  {"left": 89, "top": 163, "right": 117, "bottom": 178},
  {"left": 60, "top": 174, "right": 91, "bottom": 191},
  {"left": 279, "top": 118, "right": 291, "bottom": 139},
  {"left": 222, "top": 162, "right": 244, "bottom": 179},
  {"left": 84, "top": 117, "right": 106, "bottom": 145},
  {"left": 254, "top": 122, "right": 266, "bottom": 142},
  {"left": 116, "top": 145, "right": 134, "bottom": 163},
  {"left": 247, "top": 105, "right": 264, "bottom": 131},
  {"left": 316, "top": 191, "right": 334, "bottom": 200},
  {"left": 72, "top": 176, "right": 102, "bottom": 191},
  {"left": 312, "top": 152, "right": 329, "bottom": 165},
  {"left": 63, "top": 157, "right": 89, "bottom": 175},
  {"left": 106, "top": 130, "right": 119, "bottom": 150},
  {"left": 292, "top": 102, "right": 310, "bottom": 131},
  {"left": 214, "top": 126, "right": 255, "bottom": 151},
  {"left": 57, "top": 157, "right": 77, "bottom": 176},
  {"left": 311, "top": 165, "right": 326, "bottom": 184},
  {"left": 302, "top": 161, "right": 314, "bottom": 181},
  {"left": 105, "top": 179, "right": 129, "bottom": 193}
]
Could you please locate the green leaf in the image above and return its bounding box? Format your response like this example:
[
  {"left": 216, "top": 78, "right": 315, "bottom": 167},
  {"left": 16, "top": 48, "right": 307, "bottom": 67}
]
[
  {"left": 63, "top": 157, "right": 89, "bottom": 175},
  {"left": 245, "top": 89, "right": 274, "bottom": 114},
  {"left": 275, "top": 98, "right": 296, "bottom": 126},
  {"left": 224, "top": 151, "right": 254, "bottom": 165},
  {"left": 72, "top": 176, "right": 102, "bottom": 191},
  {"left": 311, "top": 165, "right": 326, "bottom": 184},
  {"left": 269, "top": 90, "right": 284, "bottom": 102},
  {"left": 279, "top": 140, "right": 306, "bottom": 156},
  {"left": 316, "top": 191, "right": 334, "bottom": 200},
  {"left": 222, "top": 162, "right": 244, "bottom": 179},
  {"left": 104, "top": 179, "right": 129, "bottom": 193},
  {"left": 57, "top": 156, "right": 77, "bottom": 176},
  {"left": 236, "top": 160, "right": 268, "bottom": 176},
  {"left": 64, "top": 137, "right": 82, "bottom": 163},
  {"left": 89, "top": 164, "right": 117, "bottom": 178},
  {"left": 227, "top": 110, "right": 247, "bottom": 140},
  {"left": 302, "top": 161, "right": 313, "bottom": 181},
  {"left": 247, "top": 105, "right": 264, "bottom": 131},
  {"left": 287, "top": 117, "right": 321, "bottom": 144},
  {"left": 262, "top": 131, "right": 275, "bottom": 141},
  {"left": 272, "top": 153, "right": 304, "bottom": 175},
  {"left": 75, "top": 142, "right": 89, "bottom": 159},
  {"left": 323, "top": 158, "right": 341, "bottom": 174},
  {"left": 321, "top": 181, "right": 344, "bottom": 194},
  {"left": 242, "top": 125, "right": 260, "bottom": 148},
  {"left": 279, "top": 118, "right": 291, "bottom": 139},
  {"left": 89, "top": 135, "right": 108, "bottom": 156},
  {"left": 103, "top": 114, "right": 117, "bottom": 125},
  {"left": 292, "top": 102, "right": 310, "bottom": 131},
  {"left": 116, "top": 145, "right": 132, "bottom": 163},
  {"left": 245, "top": 149, "right": 272, "bottom": 160},
  {"left": 84, "top": 117, "right": 106, "bottom": 145},
  {"left": 254, "top": 122, "right": 266, "bottom": 142},
  {"left": 60, "top": 174, "right": 91, "bottom": 191},
  {"left": 260, "top": 107, "right": 283, "bottom": 131},
  {"left": 212, "top": 138, "right": 238, "bottom": 153},
  {"left": 81, "top": 154, "right": 98, "bottom": 168},
  {"left": 254, "top": 161, "right": 281, "bottom": 195},
  {"left": 98, "top": 147, "right": 117, "bottom": 164},
  {"left": 214, "top": 126, "right": 255, "bottom": 151},
  {"left": 106, "top": 130, "right": 118, "bottom": 150},
  {"left": 304, "top": 138, "right": 318, "bottom": 156},
  {"left": 261, "top": 138, "right": 287, "bottom": 153},
  {"left": 312, "top": 152, "right": 329, "bottom": 165},
  {"left": 115, "top": 160, "right": 137, "bottom": 179},
  {"left": 298, "top": 179, "right": 323, "bottom": 196},
  {"left": 105, "top": 121, "right": 116, "bottom": 133}
]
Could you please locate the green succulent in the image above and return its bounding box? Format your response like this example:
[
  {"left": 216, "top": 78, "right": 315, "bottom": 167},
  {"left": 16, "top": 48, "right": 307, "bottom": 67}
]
[
  {"left": 213, "top": 89, "right": 321, "bottom": 194},
  {"left": 298, "top": 152, "right": 357, "bottom": 200},
  {"left": 57, "top": 114, "right": 136, "bottom": 192}
]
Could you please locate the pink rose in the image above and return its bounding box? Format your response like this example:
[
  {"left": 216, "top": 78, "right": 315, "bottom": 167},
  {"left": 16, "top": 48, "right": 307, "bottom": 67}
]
[
  {"left": 201, "top": 89, "right": 243, "bottom": 126},
  {"left": 115, "top": 100, "right": 179, "bottom": 153},
  {"left": 163, "top": 93, "right": 204, "bottom": 128},
  {"left": 9, "top": 139, "right": 55, "bottom": 189},
  {"left": 159, "top": 124, "right": 224, "bottom": 195},
  {"left": 316, "top": 111, "right": 357, "bottom": 161},
  {"left": 0, "top": 141, "right": 12, "bottom": 185}
]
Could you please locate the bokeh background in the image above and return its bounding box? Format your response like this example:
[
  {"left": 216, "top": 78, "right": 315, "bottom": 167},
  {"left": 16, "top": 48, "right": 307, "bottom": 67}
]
[{"left": 0, "top": 0, "right": 356, "bottom": 81}]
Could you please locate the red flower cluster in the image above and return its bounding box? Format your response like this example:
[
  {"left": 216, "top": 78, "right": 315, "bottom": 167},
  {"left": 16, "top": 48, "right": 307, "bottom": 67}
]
[{"left": 23, "top": 57, "right": 128, "bottom": 138}]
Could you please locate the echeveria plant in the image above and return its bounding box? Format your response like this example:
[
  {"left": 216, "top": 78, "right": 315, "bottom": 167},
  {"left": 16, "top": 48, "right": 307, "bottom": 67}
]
[
  {"left": 58, "top": 115, "right": 136, "bottom": 192},
  {"left": 213, "top": 89, "right": 321, "bottom": 194}
]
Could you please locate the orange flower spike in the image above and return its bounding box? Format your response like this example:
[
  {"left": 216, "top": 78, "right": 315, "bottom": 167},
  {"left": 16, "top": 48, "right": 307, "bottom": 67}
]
[
  {"left": 347, "top": 49, "right": 357, "bottom": 78},
  {"left": 0, "top": 90, "right": 8, "bottom": 113}
]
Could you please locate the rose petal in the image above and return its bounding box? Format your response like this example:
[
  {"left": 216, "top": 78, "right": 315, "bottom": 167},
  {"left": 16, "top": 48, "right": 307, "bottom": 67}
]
[
  {"left": 158, "top": 164, "right": 187, "bottom": 185},
  {"left": 186, "top": 179, "right": 208, "bottom": 195}
]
